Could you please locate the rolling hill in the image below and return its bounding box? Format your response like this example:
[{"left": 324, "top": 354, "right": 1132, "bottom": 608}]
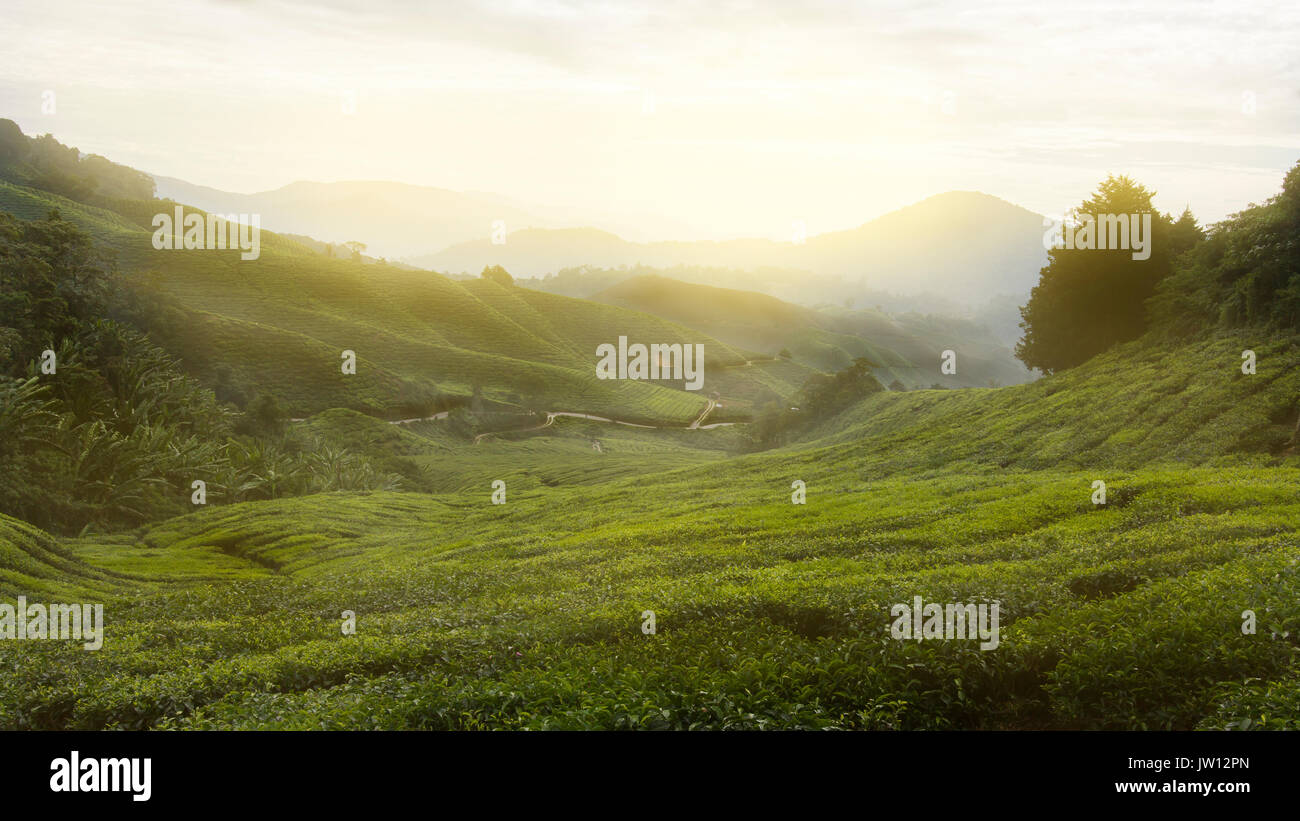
[
  {"left": 2, "top": 115, "right": 1299, "bottom": 732},
  {"left": 591, "top": 274, "right": 1035, "bottom": 388},
  {"left": 8, "top": 119, "right": 1040, "bottom": 426},
  {"left": 4, "top": 121, "right": 818, "bottom": 424}
]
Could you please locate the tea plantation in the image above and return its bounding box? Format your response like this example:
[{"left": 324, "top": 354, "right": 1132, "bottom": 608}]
[{"left": 2, "top": 329, "right": 1297, "bottom": 730}]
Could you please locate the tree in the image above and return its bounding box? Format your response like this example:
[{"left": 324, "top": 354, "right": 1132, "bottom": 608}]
[
  {"left": 1168, "top": 206, "right": 1205, "bottom": 256},
  {"left": 749, "top": 357, "right": 882, "bottom": 449},
  {"left": 481, "top": 265, "right": 513, "bottom": 287},
  {"left": 1016, "top": 176, "right": 1177, "bottom": 374},
  {"left": 795, "top": 357, "right": 882, "bottom": 423},
  {"left": 0, "top": 210, "right": 112, "bottom": 377},
  {"left": 343, "top": 241, "right": 366, "bottom": 261},
  {"left": 237, "top": 393, "right": 287, "bottom": 437}
]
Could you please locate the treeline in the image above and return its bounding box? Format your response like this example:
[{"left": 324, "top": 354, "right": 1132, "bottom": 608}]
[
  {"left": 0, "top": 119, "right": 155, "bottom": 204},
  {"left": 1017, "top": 162, "right": 1300, "bottom": 374},
  {"left": 750, "top": 357, "right": 883, "bottom": 447},
  {"left": 0, "top": 211, "right": 403, "bottom": 535},
  {"left": 1151, "top": 162, "right": 1300, "bottom": 334}
]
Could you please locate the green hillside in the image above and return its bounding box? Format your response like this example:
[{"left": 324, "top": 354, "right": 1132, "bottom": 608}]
[
  {"left": 0, "top": 122, "right": 752, "bottom": 424},
  {"left": 298, "top": 407, "right": 742, "bottom": 493},
  {"left": 0, "top": 180, "right": 726, "bottom": 422},
  {"left": 1, "top": 319, "right": 1297, "bottom": 729},
  {"left": 807, "top": 332, "right": 1299, "bottom": 475},
  {"left": 593, "top": 274, "right": 1034, "bottom": 388},
  {"left": 0, "top": 515, "right": 121, "bottom": 599}
]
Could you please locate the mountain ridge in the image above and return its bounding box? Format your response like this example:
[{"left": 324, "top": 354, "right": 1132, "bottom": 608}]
[{"left": 415, "top": 190, "right": 1049, "bottom": 303}]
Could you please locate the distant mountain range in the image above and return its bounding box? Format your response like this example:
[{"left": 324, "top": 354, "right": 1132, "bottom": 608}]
[
  {"left": 415, "top": 191, "right": 1050, "bottom": 303},
  {"left": 148, "top": 169, "right": 1046, "bottom": 356},
  {"left": 152, "top": 174, "right": 1048, "bottom": 311},
  {"left": 149, "top": 176, "right": 704, "bottom": 258},
  {"left": 150, "top": 176, "right": 572, "bottom": 259}
]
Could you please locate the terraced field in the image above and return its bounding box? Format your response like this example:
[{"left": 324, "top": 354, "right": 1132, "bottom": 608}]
[{"left": 3, "top": 332, "right": 1296, "bottom": 730}]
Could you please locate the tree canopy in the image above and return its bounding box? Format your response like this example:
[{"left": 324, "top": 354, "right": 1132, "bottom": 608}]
[
  {"left": 1016, "top": 176, "right": 1194, "bottom": 374},
  {"left": 481, "top": 265, "right": 514, "bottom": 287}
]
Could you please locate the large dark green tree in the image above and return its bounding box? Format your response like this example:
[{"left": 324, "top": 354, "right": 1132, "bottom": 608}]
[{"left": 1016, "top": 176, "right": 1190, "bottom": 374}]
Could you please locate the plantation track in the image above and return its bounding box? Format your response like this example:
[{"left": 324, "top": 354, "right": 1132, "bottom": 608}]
[{"left": 470, "top": 398, "right": 742, "bottom": 444}]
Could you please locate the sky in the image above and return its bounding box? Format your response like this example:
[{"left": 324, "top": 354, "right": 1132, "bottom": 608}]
[{"left": 2, "top": 0, "right": 1298, "bottom": 241}]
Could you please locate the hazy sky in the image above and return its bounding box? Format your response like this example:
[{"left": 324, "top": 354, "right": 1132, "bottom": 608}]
[{"left": 2, "top": 0, "right": 1298, "bottom": 241}]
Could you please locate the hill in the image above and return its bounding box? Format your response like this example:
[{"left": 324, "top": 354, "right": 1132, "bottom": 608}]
[
  {"left": 8, "top": 120, "right": 1036, "bottom": 428},
  {"left": 2, "top": 121, "right": 789, "bottom": 424},
  {"left": 592, "top": 274, "right": 1034, "bottom": 388}
]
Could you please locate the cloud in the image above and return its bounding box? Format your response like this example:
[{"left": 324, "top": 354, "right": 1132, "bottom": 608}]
[{"left": 1, "top": 0, "right": 1297, "bottom": 232}]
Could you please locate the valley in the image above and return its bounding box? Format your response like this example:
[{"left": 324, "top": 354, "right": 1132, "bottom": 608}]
[{"left": 1, "top": 118, "right": 1297, "bottom": 732}]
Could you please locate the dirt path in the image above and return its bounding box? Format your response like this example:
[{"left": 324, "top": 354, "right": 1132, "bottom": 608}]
[
  {"left": 289, "top": 411, "right": 449, "bottom": 424},
  {"left": 688, "top": 399, "right": 717, "bottom": 429},
  {"left": 391, "top": 411, "right": 449, "bottom": 425},
  {"left": 472, "top": 400, "right": 742, "bottom": 445},
  {"left": 294, "top": 400, "right": 742, "bottom": 443},
  {"left": 473, "top": 413, "right": 555, "bottom": 445}
]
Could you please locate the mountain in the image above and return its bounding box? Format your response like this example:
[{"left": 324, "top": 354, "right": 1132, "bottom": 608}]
[
  {"left": 415, "top": 191, "right": 1049, "bottom": 303},
  {"left": 149, "top": 176, "right": 709, "bottom": 259}
]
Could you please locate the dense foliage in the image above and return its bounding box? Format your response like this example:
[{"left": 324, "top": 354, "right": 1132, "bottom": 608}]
[
  {"left": 1151, "top": 162, "right": 1300, "bottom": 334},
  {"left": 0, "top": 118, "right": 155, "bottom": 203},
  {"left": 1016, "top": 176, "right": 1201, "bottom": 374},
  {"left": 0, "top": 212, "right": 403, "bottom": 533},
  {"left": 751, "top": 357, "right": 882, "bottom": 447}
]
